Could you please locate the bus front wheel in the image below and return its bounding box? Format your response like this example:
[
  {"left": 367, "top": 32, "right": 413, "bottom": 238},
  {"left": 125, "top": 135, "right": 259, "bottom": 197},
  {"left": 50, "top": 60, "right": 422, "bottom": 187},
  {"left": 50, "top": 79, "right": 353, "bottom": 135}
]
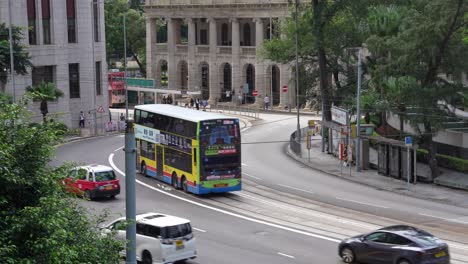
[{"left": 172, "top": 173, "right": 179, "bottom": 190}]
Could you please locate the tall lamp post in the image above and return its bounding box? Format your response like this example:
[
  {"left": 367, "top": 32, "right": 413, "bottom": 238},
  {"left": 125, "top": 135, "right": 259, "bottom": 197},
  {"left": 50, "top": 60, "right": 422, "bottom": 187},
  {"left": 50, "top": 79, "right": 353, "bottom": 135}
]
[
  {"left": 355, "top": 48, "right": 363, "bottom": 172},
  {"left": 294, "top": 0, "right": 300, "bottom": 143},
  {"left": 8, "top": 0, "right": 15, "bottom": 102}
]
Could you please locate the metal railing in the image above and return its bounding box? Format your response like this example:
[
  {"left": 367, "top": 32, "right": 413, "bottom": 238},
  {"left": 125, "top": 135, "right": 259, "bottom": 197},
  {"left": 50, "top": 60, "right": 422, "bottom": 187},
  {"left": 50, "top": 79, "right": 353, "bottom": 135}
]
[{"left": 208, "top": 104, "right": 260, "bottom": 119}]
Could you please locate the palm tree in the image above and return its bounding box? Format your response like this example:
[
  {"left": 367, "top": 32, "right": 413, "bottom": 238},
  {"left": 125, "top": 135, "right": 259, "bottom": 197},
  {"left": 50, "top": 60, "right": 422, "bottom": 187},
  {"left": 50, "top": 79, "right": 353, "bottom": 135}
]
[{"left": 26, "top": 81, "right": 64, "bottom": 122}]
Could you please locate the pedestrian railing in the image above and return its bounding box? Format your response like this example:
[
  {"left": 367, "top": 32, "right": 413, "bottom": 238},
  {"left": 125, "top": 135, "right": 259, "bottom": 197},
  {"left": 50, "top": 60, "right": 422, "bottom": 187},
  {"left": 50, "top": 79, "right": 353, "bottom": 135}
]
[{"left": 209, "top": 104, "right": 260, "bottom": 119}]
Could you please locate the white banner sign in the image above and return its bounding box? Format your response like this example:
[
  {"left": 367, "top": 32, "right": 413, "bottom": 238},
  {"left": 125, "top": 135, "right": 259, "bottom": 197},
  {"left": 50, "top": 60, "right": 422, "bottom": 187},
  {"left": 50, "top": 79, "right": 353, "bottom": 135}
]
[{"left": 331, "top": 106, "right": 348, "bottom": 125}]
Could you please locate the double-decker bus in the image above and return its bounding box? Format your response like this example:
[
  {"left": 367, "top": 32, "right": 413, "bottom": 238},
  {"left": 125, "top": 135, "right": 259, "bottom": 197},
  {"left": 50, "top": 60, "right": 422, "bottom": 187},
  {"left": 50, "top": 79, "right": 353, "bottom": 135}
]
[
  {"left": 134, "top": 104, "right": 242, "bottom": 194},
  {"left": 108, "top": 71, "right": 125, "bottom": 108}
]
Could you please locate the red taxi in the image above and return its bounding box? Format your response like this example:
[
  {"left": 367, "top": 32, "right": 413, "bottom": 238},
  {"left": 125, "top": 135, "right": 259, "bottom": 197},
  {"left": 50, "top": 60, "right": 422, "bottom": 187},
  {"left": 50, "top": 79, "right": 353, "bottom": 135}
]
[{"left": 64, "top": 164, "right": 120, "bottom": 200}]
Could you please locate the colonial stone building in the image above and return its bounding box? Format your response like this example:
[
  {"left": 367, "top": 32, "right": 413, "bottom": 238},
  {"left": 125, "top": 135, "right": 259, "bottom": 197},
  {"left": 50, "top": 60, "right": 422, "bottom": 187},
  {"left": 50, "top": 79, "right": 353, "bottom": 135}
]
[
  {"left": 144, "top": 0, "right": 295, "bottom": 107},
  {"left": 0, "top": 0, "right": 107, "bottom": 129}
]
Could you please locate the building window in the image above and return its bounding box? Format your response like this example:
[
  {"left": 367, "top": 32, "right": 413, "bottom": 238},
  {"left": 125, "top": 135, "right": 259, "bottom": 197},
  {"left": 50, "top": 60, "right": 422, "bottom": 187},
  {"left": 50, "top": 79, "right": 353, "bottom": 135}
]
[
  {"left": 69, "top": 63, "right": 80, "bottom": 98},
  {"left": 93, "top": 0, "right": 100, "bottom": 42},
  {"left": 32, "top": 66, "right": 55, "bottom": 86},
  {"left": 66, "top": 0, "right": 77, "bottom": 43},
  {"left": 27, "top": 0, "right": 37, "bottom": 45},
  {"left": 221, "top": 23, "right": 229, "bottom": 46},
  {"left": 243, "top": 23, "right": 251, "bottom": 46},
  {"left": 42, "top": 0, "right": 51, "bottom": 44},
  {"left": 200, "top": 29, "right": 208, "bottom": 45},
  {"left": 157, "top": 21, "right": 167, "bottom": 43},
  {"left": 95, "top": 61, "right": 102, "bottom": 95}
]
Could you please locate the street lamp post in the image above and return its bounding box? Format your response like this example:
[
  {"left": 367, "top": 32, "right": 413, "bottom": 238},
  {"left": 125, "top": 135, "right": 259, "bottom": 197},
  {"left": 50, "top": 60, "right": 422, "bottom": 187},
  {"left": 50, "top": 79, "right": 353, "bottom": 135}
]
[
  {"left": 8, "top": 0, "right": 16, "bottom": 102},
  {"left": 356, "top": 48, "right": 362, "bottom": 172},
  {"left": 294, "top": 0, "right": 300, "bottom": 143}
]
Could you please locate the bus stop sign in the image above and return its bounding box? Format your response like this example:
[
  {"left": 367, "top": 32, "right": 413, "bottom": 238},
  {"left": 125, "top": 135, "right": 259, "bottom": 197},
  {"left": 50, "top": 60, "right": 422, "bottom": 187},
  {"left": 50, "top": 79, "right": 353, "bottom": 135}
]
[{"left": 405, "top": 136, "right": 413, "bottom": 147}]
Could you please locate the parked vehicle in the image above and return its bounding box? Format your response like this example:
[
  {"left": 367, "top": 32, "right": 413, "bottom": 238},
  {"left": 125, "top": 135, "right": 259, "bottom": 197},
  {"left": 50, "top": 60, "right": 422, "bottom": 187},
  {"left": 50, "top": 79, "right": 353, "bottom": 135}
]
[
  {"left": 64, "top": 164, "right": 120, "bottom": 200},
  {"left": 338, "top": 225, "right": 450, "bottom": 264},
  {"left": 103, "top": 212, "right": 197, "bottom": 264}
]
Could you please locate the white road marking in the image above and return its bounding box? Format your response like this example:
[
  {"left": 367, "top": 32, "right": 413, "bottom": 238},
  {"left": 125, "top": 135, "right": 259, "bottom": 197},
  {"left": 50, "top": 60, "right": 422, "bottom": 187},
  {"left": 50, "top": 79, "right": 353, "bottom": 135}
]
[
  {"left": 241, "top": 126, "right": 251, "bottom": 132},
  {"left": 114, "top": 146, "right": 124, "bottom": 152},
  {"left": 118, "top": 135, "right": 125, "bottom": 137},
  {"left": 277, "top": 184, "right": 315, "bottom": 194},
  {"left": 278, "top": 252, "right": 295, "bottom": 259},
  {"left": 242, "top": 172, "right": 262, "bottom": 180},
  {"left": 193, "top": 227, "right": 207, "bottom": 233},
  {"left": 242, "top": 163, "right": 248, "bottom": 166},
  {"left": 419, "top": 213, "right": 468, "bottom": 225},
  {"left": 108, "top": 154, "right": 341, "bottom": 243},
  {"left": 335, "top": 197, "right": 389, "bottom": 209}
]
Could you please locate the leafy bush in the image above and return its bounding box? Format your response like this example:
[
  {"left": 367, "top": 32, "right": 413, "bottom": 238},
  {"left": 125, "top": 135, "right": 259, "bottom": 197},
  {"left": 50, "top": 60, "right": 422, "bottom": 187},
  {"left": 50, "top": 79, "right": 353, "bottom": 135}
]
[{"left": 417, "top": 149, "right": 468, "bottom": 174}]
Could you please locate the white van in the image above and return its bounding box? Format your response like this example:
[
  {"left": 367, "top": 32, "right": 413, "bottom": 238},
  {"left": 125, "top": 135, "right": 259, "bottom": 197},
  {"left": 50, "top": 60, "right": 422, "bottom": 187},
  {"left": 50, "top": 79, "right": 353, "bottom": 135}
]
[{"left": 105, "top": 212, "right": 197, "bottom": 264}]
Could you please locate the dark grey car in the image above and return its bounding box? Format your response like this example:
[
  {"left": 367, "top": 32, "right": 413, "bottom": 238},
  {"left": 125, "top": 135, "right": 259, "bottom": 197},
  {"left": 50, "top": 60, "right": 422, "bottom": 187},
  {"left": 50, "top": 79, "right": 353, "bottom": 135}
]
[{"left": 338, "top": 225, "right": 450, "bottom": 264}]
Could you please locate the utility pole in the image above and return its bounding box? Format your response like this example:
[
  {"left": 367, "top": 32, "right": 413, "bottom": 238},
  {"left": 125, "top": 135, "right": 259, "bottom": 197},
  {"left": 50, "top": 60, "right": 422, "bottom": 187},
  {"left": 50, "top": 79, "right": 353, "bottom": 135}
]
[
  {"left": 269, "top": 2, "right": 273, "bottom": 107},
  {"left": 8, "top": 0, "right": 15, "bottom": 102},
  {"left": 124, "top": 12, "right": 129, "bottom": 119},
  {"left": 356, "top": 48, "right": 362, "bottom": 171},
  {"left": 124, "top": 118, "right": 137, "bottom": 264},
  {"left": 91, "top": 0, "right": 98, "bottom": 136},
  {"left": 294, "top": 0, "right": 300, "bottom": 143}
]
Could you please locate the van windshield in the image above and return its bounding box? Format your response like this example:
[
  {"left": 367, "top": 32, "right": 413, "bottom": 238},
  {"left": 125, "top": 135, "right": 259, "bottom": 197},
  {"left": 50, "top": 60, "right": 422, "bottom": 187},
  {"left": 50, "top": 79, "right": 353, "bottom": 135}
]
[{"left": 161, "top": 223, "right": 192, "bottom": 239}]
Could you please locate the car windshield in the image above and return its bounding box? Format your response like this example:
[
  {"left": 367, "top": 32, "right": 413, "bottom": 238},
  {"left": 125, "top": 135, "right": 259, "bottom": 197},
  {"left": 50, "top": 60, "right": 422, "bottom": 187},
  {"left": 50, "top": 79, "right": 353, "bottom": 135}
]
[
  {"left": 161, "top": 223, "right": 192, "bottom": 239},
  {"left": 94, "top": 171, "right": 116, "bottom": 182}
]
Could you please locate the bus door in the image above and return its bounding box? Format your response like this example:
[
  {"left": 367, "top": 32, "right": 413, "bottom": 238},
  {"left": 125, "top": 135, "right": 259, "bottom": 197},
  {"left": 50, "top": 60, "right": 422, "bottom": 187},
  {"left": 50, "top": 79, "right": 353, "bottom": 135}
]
[{"left": 156, "top": 146, "right": 164, "bottom": 180}]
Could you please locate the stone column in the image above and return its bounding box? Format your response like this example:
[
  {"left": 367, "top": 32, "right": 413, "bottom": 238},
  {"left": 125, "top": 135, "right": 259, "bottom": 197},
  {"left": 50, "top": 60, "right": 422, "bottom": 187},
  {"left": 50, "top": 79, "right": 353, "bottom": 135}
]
[
  {"left": 231, "top": 18, "right": 241, "bottom": 105},
  {"left": 167, "top": 18, "right": 177, "bottom": 104},
  {"left": 146, "top": 18, "right": 157, "bottom": 80},
  {"left": 208, "top": 18, "right": 218, "bottom": 105},
  {"left": 254, "top": 18, "right": 264, "bottom": 106},
  {"left": 187, "top": 18, "right": 196, "bottom": 93}
]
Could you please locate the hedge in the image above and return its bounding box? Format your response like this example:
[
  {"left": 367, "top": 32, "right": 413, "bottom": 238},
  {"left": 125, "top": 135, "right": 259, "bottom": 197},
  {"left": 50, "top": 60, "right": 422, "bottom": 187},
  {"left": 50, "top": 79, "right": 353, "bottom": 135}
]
[{"left": 417, "top": 149, "right": 468, "bottom": 174}]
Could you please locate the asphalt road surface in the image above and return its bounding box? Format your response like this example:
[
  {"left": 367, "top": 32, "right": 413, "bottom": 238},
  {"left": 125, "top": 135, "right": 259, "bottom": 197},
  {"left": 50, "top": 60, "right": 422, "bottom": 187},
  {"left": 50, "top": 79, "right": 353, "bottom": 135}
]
[{"left": 54, "top": 112, "right": 468, "bottom": 263}]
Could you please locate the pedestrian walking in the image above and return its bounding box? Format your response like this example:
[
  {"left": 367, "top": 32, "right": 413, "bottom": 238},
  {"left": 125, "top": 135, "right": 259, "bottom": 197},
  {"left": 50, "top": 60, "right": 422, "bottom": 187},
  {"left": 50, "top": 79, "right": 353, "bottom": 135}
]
[
  {"left": 264, "top": 94, "right": 270, "bottom": 110},
  {"left": 238, "top": 90, "right": 243, "bottom": 105},
  {"left": 120, "top": 113, "right": 125, "bottom": 121},
  {"left": 190, "top": 98, "right": 194, "bottom": 108},
  {"left": 162, "top": 96, "right": 167, "bottom": 104},
  {"left": 202, "top": 99, "right": 208, "bottom": 111},
  {"left": 79, "top": 111, "right": 85, "bottom": 128},
  {"left": 195, "top": 98, "right": 200, "bottom": 110}
]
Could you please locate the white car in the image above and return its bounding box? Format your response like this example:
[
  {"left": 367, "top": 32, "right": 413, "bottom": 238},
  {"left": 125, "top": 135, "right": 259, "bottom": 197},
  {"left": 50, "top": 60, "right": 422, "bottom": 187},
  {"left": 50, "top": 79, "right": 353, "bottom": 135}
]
[{"left": 104, "top": 212, "right": 197, "bottom": 264}]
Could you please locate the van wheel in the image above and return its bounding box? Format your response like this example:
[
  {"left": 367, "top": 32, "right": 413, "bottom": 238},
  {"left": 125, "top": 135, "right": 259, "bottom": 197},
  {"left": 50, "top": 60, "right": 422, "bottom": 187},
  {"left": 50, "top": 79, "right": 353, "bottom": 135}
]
[
  {"left": 172, "top": 173, "right": 179, "bottom": 190},
  {"left": 84, "top": 190, "right": 93, "bottom": 201},
  {"left": 141, "top": 162, "right": 147, "bottom": 177},
  {"left": 182, "top": 177, "right": 188, "bottom": 193},
  {"left": 142, "top": 251, "right": 152, "bottom": 264}
]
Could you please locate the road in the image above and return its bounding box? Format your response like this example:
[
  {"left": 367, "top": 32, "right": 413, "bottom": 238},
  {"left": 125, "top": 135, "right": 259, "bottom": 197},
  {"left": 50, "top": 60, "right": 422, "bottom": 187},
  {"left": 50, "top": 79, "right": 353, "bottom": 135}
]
[{"left": 54, "top": 112, "right": 468, "bottom": 263}]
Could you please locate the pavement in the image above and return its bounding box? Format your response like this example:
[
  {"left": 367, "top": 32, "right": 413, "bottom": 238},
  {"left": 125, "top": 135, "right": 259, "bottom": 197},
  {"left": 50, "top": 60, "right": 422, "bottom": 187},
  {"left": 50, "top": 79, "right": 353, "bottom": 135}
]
[{"left": 286, "top": 133, "right": 468, "bottom": 208}]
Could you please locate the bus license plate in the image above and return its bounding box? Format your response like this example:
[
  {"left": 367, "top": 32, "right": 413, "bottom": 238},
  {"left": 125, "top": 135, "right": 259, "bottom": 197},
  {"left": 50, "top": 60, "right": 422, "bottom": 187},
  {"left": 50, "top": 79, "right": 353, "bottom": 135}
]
[
  {"left": 214, "top": 183, "right": 228, "bottom": 188},
  {"left": 175, "top": 240, "right": 184, "bottom": 250}
]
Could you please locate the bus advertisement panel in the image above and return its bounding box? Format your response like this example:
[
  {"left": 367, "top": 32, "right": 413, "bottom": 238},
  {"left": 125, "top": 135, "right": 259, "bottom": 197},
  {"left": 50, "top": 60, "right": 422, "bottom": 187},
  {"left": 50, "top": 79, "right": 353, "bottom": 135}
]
[{"left": 134, "top": 104, "right": 241, "bottom": 194}]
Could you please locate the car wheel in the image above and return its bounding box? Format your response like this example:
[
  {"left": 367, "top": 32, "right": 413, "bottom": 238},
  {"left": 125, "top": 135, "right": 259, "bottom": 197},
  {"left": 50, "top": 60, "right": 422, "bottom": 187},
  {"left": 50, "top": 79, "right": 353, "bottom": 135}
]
[
  {"left": 397, "top": 259, "right": 411, "bottom": 264},
  {"left": 110, "top": 195, "right": 116, "bottom": 199},
  {"left": 172, "top": 173, "right": 179, "bottom": 190},
  {"left": 142, "top": 251, "right": 152, "bottom": 264},
  {"left": 84, "top": 190, "right": 93, "bottom": 201},
  {"left": 141, "top": 162, "right": 147, "bottom": 177},
  {"left": 340, "top": 246, "right": 355, "bottom": 263},
  {"left": 182, "top": 177, "right": 188, "bottom": 193}
]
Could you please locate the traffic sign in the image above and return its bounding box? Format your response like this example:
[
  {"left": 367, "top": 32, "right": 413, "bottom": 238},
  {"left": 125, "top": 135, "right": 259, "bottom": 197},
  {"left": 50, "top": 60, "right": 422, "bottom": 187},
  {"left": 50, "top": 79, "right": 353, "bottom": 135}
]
[
  {"left": 252, "top": 90, "right": 258, "bottom": 96},
  {"left": 405, "top": 136, "right": 413, "bottom": 147},
  {"left": 97, "top": 105, "right": 105, "bottom": 113},
  {"left": 243, "top": 83, "right": 249, "bottom": 93},
  {"left": 282, "top": 85, "right": 288, "bottom": 92}
]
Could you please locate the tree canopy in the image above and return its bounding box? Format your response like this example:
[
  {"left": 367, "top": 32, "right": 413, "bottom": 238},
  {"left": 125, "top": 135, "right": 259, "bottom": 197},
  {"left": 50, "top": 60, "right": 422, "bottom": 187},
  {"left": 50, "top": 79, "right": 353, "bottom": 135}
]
[
  {"left": 26, "top": 81, "right": 64, "bottom": 122},
  {"left": 0, "top": 97, "right": 122, "bottom": 263},
  {"left": 105, "top": 0, "right": 146, "bottom": 76}
]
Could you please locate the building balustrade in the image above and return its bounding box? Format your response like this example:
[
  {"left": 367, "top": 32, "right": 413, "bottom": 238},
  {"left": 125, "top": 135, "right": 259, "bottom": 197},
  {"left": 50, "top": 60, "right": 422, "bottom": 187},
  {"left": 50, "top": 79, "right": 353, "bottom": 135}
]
[
  {"left": 196, "top": 45, "right": 210, "bottom": 53},
  {"left": 218, "top": 46, "right": 232, "bottom": 54},
  {"left": 241, "top": 47, "right": 256, "bottom": 56},
  {"left": 156, "top": 43, "right": 168, "bottom": 53},
  {"left": 145, "top": 0, "right": 289, "bottom": 6},
  {"left": 176, "top": 45, "right": 188, "bottom": 53}
]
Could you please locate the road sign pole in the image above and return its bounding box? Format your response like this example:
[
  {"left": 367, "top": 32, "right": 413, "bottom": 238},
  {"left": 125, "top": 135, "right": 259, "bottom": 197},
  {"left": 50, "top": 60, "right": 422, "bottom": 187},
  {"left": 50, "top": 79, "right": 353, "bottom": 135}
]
[
  {"left": 407, "top": 146, "right": 410, "bottom": 188},
  {"left": 125, "top": 119, "right": 137, "bottom": 264}
]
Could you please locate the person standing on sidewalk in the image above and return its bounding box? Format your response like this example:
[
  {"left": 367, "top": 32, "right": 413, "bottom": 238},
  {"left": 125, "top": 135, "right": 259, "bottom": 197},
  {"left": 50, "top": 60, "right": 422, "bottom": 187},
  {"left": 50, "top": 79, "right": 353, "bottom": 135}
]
[
  {"left": 264, "top": 94, "right": 270, "bottom": 110},
  {"left": 79, "top": 111, "right": 85, "bottom": 128}
]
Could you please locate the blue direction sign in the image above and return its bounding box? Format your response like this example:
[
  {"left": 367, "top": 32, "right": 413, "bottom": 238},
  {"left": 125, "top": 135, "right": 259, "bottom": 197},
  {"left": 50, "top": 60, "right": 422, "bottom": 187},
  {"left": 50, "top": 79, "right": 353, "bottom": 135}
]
[{"left": 405, "top": 136, "right": 413, "bottom": 147}]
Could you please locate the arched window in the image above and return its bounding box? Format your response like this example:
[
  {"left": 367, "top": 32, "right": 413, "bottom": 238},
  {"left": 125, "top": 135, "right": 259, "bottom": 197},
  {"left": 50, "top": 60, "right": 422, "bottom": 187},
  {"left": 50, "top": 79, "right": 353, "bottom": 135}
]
[
  {"left": 221, "top": 23, "right": 229, "bottom": 46},
  {"left": 243, "top": 23, "right": 251, "bottom": 46}
]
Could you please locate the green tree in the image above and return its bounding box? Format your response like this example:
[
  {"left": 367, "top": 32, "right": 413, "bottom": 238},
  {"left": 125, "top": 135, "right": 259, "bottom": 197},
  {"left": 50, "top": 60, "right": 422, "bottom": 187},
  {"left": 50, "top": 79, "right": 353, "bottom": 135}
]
[
  {"left": 26, "top": 81, "right": 64, "bottom": 122},
  {"left": 365, "top": 0, "right": 468, "bottom": 179},
  {"left": 105, "top": 0, "right": 146, "bottom": 76},
  {"left": 0, "top": 97, "right": 122, "bottom": 263},
  {"left": 0, "top": 23, "right": 32, "bottom": 87}
]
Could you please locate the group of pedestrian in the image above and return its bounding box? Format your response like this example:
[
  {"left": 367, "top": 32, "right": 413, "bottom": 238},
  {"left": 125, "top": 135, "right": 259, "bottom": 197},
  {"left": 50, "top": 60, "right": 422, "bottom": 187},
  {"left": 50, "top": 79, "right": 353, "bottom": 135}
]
[
  {"left": 162, "top": 95, "right": 173, "bottom": 104},
  {"left": 188, "top": 97, "right": 208, "bottom": 111}
]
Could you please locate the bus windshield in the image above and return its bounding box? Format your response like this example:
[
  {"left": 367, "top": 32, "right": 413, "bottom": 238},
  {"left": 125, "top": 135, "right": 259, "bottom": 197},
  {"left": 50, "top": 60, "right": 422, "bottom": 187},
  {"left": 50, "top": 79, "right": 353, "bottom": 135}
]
[{"left": 200, "top": 119, "right": 241, "bottom": 181}]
